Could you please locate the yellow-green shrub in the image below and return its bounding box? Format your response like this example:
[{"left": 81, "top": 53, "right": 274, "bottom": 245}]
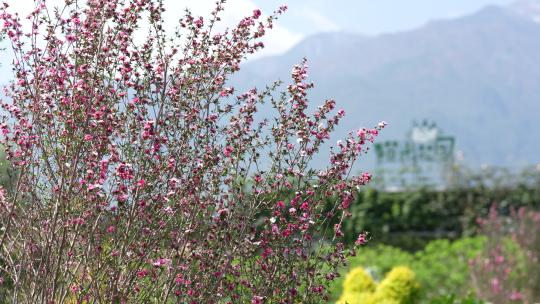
[
  {"left": 337, "top": 291, "right": 373, "bottom": 304},
  {"left": 336, "top": 266, "right": 420, "bottom": 304},
  {"left": 343, "top": 267, "right": 376, "bottom": 294},
  {"left": 337, "top": 267, "right": 375, "bottom": 303},
  {"left": 368, "top": 266, "right": 420, "bottom": 304}
]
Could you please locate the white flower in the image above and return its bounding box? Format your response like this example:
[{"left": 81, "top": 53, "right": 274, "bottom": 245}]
[{"left": 163, "top": 206, "right": 174, "bottom": 214}]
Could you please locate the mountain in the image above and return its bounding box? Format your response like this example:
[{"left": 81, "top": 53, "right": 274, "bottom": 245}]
[
  {"left": 231, "top": 3, "right": 540, "bottom": 169},
  {"left": 511, "top": 0, "right": 540, "bottom": 22}
]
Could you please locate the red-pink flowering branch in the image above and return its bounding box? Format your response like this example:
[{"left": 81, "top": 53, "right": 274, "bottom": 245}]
[{"left": 0, "top": 1, "right": 384, "bottom": 302}]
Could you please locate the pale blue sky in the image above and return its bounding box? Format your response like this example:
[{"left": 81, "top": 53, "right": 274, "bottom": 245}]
[
  {"left": 0, "top": 0, "right": 520, "bottom": 76},
  {"left": 254, "top": 0, "right": 515, "bottom": 36}
]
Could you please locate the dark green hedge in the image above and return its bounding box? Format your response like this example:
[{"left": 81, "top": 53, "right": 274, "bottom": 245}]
[{"left": 342, "top": 167, "right": 540, "bottom": 250}]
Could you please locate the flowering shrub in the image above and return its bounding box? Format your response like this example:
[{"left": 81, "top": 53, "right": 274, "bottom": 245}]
[
  {"left": 469, "top": 206, "right": 540, "bottom": 303},
  {"left": 0, "top": 0, "right": 384, "bottom": 302},
  {"left": 0, "top": 146, "right": 16, "bottom": 190}
]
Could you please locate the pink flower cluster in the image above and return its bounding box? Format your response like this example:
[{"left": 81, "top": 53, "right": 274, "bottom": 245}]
[
  {"left": 469, "top": 206, "right": 540, "bottom": 303},
  {"left": 0, "top": 0, "right": 383, "bottom": 303}
]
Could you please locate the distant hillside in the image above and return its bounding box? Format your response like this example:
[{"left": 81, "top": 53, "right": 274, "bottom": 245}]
[
  {"left": 511, "top": 0, "right": 540, "bottom": 22},
  {"left": 232, "top": 3, "right": 540, "bottom": 168}
]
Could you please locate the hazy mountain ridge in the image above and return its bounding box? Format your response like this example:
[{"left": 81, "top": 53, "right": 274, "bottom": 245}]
[
  {"left": 232, "top": 3, "right": 540, "bottom": 168},
  {"left": 511, "top": 0, "right": 540, "bottom": 22}
]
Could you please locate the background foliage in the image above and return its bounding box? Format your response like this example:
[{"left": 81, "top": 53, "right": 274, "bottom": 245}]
[
  {"left": 328, "top": 237, "right": 485, "bottom": 302},
  {"left": 342, "top": 166, "right": 540, "bottom": 250}
]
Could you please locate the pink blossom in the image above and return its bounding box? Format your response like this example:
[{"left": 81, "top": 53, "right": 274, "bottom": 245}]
[
  {"left": 223, "top": 146, "right": 234, "bottom": 157},
  {"left": 509, "top": 291, "right": 523, "bottom": 301},
  {"left": 355, "top": 232, "right": 369, "bottom": 246},
  {"left": 490, "top": 277, "right": 501, "bottom": 294},
  {"left": 253, "top": 9, "right": 262, "bottom": 19},
  {"left": 194, "top": 17, "right": 203, "bottom": 28},
  {"left": 136, "top": 270, "right": 148, "bottom": 278},
  {"left": 152, "top": 258, "right": 171, "bottom": 267},
  {"left": 136, "top": 179, "right": 145, "bottom": 188},
  {"left": 69, "top": 284, "right": 79, "bottom": 294}
]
